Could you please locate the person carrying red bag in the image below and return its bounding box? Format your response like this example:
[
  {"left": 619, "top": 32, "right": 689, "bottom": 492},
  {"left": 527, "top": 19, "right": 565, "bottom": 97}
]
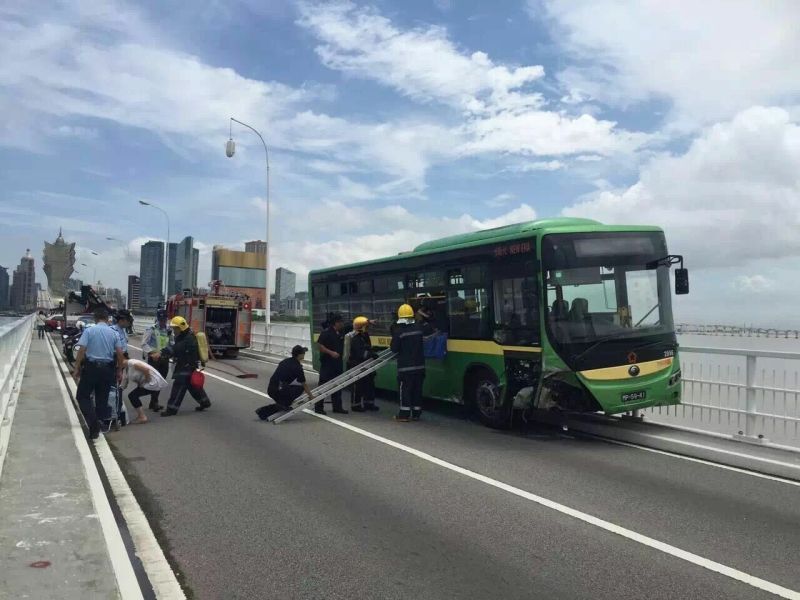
[{"left": 152, "top": 316, "right": 212, "bottom": 417}]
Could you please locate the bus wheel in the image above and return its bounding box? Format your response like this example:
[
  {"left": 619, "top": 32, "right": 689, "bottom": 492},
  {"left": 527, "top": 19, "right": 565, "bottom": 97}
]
[
  {"left": 469, "top": 372, "right": 511, "bottom": 429},
  {"left": 224, "top": 348, "right": 240, "bottom": 359}
]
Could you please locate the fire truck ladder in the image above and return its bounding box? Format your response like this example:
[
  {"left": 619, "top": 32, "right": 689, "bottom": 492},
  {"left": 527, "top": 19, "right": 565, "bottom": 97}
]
[{"left": 272, "top": 349, "right": 396, "bottom": 424}]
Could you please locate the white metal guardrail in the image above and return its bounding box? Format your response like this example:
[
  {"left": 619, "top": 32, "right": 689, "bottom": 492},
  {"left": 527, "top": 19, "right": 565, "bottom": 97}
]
[
  {"left": 1, "top": 315, "right": 35, "bottom": 435},
  {"left": 250, "top": 322, "right": 311, "bottom": 356},
  {"left": 646, "top": 346, "right": 800, "bottom": 449}
]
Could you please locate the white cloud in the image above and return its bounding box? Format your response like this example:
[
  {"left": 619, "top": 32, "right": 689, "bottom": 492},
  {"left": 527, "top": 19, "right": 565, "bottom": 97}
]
[
  {"left": 298, "top": 1, "right": 644, "bottom": 159},
  {"left": 537, "top": 0, "right": 800, "bottom": 128},
  {"left": 52, "top": 124, "right": 99, "bottom": 139},
  {"left": 486, "top": 193, "right": 515, "bottom": 207},
  {"left": 299, "top": 1, "right": 544, "bottom": 113},
  {"left": 0, "top": 1, "right": 459, "bottom": 190},
  {"left": 511, "top": 160, "right": 566, "bottom": 172},
  {"left": 562, "top": 106, "right": 800, "bottom": 270},
  {"left": 734, "top": 275, "right": 775, "bottom": 294}
]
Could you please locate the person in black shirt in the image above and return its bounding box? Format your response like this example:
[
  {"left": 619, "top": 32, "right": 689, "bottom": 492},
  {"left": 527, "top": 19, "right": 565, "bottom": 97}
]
[
  {"left": 315, "top": 313, "right": 348, "bottom": 415},
  {"left": 256, "top": 345, "right": 313, "bottom": 421}
]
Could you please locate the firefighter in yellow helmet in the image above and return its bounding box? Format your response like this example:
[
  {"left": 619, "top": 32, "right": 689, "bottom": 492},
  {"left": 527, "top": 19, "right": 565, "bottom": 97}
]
[
  {"left": 390, "top": 304, "right": 426, "bottom": 421},
  {"left": 346, "top": 315, "right": 379, "bottom": 412},
  {"left": 153, "top": 316, "right": 212, "bottom": 416}
]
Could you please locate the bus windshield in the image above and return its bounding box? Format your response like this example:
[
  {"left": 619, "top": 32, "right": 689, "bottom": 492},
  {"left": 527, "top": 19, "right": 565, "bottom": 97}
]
[{"left": 542, "top": 232, "right": 675, "bottom": 349}]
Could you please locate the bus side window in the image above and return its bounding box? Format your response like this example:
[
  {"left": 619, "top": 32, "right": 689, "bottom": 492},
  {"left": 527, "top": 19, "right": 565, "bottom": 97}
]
[
  {"left": 448, "top": 288, "right": 490, "bottom": 339},
  {"left": 493, "top": 277, "right": 540, "bottom": 345}
]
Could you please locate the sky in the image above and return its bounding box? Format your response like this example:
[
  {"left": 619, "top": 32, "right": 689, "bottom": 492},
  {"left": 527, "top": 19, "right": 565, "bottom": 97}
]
[{"left": 1, "top": 0, "right": 799, "bottom": 327}]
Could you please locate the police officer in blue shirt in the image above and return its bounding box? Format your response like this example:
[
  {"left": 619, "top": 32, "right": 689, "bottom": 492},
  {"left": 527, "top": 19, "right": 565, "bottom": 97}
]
[
  {"left": 110, "top": 309, "right": 132, "bottom": 356},
  {"left": 72, "top": 307, "right": 125, "bottom": 440},
  {"left": 101, "top": 309, "right": 134, "bottom": 430}
]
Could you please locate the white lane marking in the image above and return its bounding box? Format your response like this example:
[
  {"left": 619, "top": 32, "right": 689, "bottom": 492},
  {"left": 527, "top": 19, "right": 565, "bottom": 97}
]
[
  {"left": 50, "top": 338, "right": 186, "bottom": 599},
  {"left": 590, "top": 436, "right": 800, "bottom": 488},
  {"left": 310, "top": 411, "right": 800, "bottom": 600},
  {"left": 202, "top": 365, "right": 800, "bottom": 599},
  {"left": 45, "top": 337, "right": 145, "bottom": 600}
]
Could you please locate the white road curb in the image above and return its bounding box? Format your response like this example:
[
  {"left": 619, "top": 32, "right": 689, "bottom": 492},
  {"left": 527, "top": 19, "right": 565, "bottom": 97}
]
[{"left": 46, "top": 334, "right": 186, "bottom": 600}]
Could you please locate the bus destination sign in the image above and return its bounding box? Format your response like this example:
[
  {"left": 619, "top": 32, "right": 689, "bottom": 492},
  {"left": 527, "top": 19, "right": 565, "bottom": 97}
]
[{"left": 494, "top": 241, "right": 533, "bottom": 259}]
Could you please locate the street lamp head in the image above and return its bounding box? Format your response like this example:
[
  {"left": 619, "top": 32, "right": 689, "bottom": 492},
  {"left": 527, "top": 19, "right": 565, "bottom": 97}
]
[
  {"left": 226, "top": 138, "right": 236, "bottom": 158},
  {"left": 138, "top": 200, "right": 150, "bottom": 206}
]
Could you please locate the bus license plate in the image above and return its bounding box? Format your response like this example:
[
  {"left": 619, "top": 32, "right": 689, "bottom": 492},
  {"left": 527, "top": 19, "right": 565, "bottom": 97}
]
[{"left": 622, "top": 391, "right": 646, "bottom": 403}]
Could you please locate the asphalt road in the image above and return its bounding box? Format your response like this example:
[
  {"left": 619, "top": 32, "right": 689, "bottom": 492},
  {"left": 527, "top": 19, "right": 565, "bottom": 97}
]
[{"left": 107, "top": 339, "right": 800, "bottom": 600}]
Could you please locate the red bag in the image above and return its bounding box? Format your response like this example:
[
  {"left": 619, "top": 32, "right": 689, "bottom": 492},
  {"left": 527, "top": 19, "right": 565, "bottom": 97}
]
[{"left": 189, "top": 370, "right": 205, "bottom": 390}]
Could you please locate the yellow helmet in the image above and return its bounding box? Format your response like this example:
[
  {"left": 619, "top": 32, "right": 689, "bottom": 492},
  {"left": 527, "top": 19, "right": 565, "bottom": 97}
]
[
  {"left": 170, "top": 316, "right": 189, "bottom": 331},
  {"left": 353, "top": 316, "right": 369, "bottom": 329},
  {"left": 397, "top": 304, "right": 414, "bottom": 319}
]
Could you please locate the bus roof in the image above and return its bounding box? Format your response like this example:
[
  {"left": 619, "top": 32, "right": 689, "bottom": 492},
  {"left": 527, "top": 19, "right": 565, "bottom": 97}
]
[{"left": 310, "top": 218, "right": 663, "bottom": 275}]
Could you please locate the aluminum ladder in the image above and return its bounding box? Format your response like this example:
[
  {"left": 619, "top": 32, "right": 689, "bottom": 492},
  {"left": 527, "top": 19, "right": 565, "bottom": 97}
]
[{"left": 272, "top": 348, "right": 396, "bottom": 424}]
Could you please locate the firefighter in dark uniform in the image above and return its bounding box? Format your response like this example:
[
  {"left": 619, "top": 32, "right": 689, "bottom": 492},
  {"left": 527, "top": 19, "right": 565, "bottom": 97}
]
[
  {"left": 347, "top": 316, "right": 379, "bottom": 412},
  {"left": 255, "top": 345, "right": 313, "bottom": 421},
  {"left": 155, "top": 316, "right": 212, "bottom": 416},
  {"left": 315, "top": 313, "right": 348, "bottom": 415},
  {"left": 390, "top": 303, "right": 426, "bottom": 422}
]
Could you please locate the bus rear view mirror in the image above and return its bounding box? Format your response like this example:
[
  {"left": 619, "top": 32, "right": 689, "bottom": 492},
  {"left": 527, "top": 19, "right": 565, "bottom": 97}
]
[{"left": 675, "top": 268, "right": 689, "bottom": 295}]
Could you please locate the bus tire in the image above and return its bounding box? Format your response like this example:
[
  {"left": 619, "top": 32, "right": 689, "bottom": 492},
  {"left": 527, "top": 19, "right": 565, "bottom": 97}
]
[
  {"left": 467, "top": 370, "right": 511, "bottom": 430},
  {"left": 224, "top": 348, "right": 240, "bottom": 359}
]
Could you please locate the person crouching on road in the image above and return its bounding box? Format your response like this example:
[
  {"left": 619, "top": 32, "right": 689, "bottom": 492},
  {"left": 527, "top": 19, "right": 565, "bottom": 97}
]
[
  {"left": 347, "top": 316, "right": 379, "bottom": 412},
  {"left": 255, "top": 345, "right": 313, "bottom": 421},
  {"left": 123, "top": 358, "right": 170, "bottom": 424},
  {"left": 72, "top": 307, "right": 125, "bottom": 440},
  {"left": 153, "top": 316, "right": 211, "bottom": 417},
  {"left": 141, "top": 309, "right": 172, "bottom": 412},
  {"left": 390, "top": 304, "right": 426, "bottom": 422},
  {"left": 315, "top": 313, "right": 348, "bottom": 415}
]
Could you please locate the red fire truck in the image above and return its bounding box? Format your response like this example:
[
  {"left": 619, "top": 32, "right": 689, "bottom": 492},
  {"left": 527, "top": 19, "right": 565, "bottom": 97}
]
[{"left": 166, "top": 281, "right": 252, "bottom": 358}]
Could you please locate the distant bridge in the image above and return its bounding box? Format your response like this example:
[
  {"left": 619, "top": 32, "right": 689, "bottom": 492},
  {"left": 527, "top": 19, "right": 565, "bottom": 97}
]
[{"left": 676, "top": 323, "right": 800, "bottom": 339}]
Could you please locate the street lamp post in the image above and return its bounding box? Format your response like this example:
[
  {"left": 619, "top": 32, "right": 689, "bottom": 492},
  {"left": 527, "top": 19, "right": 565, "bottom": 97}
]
[
  {"left": 226, "top": 117, "right": 271, "bottom": 325},
  {"left": 80, "top": 263, "right": 97, "bottom": 285},
  {"left": 138, "top": 201, "right": 170, "bottom": 305}
]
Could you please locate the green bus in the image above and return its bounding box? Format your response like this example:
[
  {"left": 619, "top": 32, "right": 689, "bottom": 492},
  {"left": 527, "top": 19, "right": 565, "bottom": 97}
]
[{"left": 308, "top": 218, "right": 688, "bottom": 428}]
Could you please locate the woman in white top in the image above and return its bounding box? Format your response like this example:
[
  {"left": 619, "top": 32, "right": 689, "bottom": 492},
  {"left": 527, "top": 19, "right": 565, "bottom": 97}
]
[{"left": 123, "top": 358, "right": 170, "bottom": 424}]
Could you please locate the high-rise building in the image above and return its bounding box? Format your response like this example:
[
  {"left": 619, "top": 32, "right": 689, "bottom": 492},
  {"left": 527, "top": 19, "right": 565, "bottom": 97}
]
[
  {"left": 245, "top": 240, "right": 267, "bottom": 255},
  {"left": 127, "top": 275, "right": 141, "bottom": 311},
  {"left": 174, "top": 236, "right": 198, "bottom": 293},
  {"left": 192, "top": 248, "right": 199, "bottom": 289},
  {"left": 211, "top": 245, "right": 266, "bottom": 308},
  {"left": 139, "top": 241, "right": 164, "bottom": 308},
  {"left": 167, "top": 242, "right": 178, "bottom": 295},
  {"left": 0, "top": 266, "right": 9, "bottom": 310},
  {"left": 42, "top": 228, "right": 76, "bottom": 301},
  {"left": 10, "top": 250, "right": 36, "bottom": 311},
  {"left": 275, "top": 267, "right": 296, "bottom": 301}
]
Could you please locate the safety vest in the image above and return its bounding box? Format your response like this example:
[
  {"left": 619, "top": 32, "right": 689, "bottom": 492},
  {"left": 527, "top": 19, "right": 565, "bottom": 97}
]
[{"left": 146, "top": 326, "right": 171, "bottom": 352}]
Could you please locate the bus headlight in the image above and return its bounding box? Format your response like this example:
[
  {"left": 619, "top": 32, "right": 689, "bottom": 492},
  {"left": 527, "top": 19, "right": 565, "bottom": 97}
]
[{"left": 668, "top": 370, "right": 682, "bottom": 387}]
